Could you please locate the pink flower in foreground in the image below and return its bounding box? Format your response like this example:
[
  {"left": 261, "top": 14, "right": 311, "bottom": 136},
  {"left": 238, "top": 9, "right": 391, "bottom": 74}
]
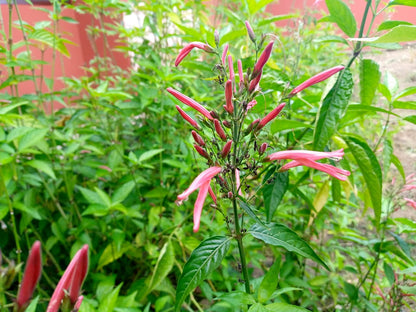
[
  {"left": 266, "top": 149, "right": 350, "bottom": 181},
  {"left": 247, "top": 100, "right": 257, "bottom": 110},
  {"left": 17, "top": 241, "right": 42, "bottom": 310},
  {"left": 222, "top": 44, "right": 229, "bottom": 66},
  {"left": 177, "top": 167, "right": 222, "bottom": 232},
  {"left": 175, "top": 42, "right": 215, "bottom": 67},
  {"left": 289, "top": 65, "right": 345, "bottom": 96},
  {"left": 224, "top": 80, "right": 234, "bottom": 114},
  {"left": 47, "top": 245, "right": 89, "bottom": 312},
  {"left": 167, "top": 88, "right": 213, "bottom": 120},
  {"left": 257, "top": 103, "right": 286, "bottom": 129},
  {"left": 176, "top": 105, "right": 200, "bottom": 129},
  {"left": 252, "top": 41, "right": 274, "bottom": 78},
  {"left": 404, "top": 198, "right": 416, "bottom": 209}
]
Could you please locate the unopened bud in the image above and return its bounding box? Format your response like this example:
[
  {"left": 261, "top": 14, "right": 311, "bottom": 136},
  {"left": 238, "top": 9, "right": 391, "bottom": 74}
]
[
  {"left": 244, "top": 119, "right": 260, "bottom": 136},
  {"left": 245, "top": 21, "right": 256, "bottom": 43},
  {"left": 191, "top": 130, "right": 205, "bottom": 146},
  {"left": 214, "top": 30, "right": 220, "bottom": 48},
  {"left": 223, "top": 120, "right": 232, "bottom": 128},
  {"left": 194, "top": 145, "right": 210, "bottom": 160},
  {"left": 228, "top": 191, "right": 233, "bottom": 198},
  {"left": 221, "top": 140, "right": 233, "bottom": 158},
  {"left": 214, "top": 119, "right": 227, "bottom": 141},
  {"left": 259, "top": 143, "right": 268, "bottom": 155},
  {"left": 210, "top": 110, "right": 219, "bottom": 119}
]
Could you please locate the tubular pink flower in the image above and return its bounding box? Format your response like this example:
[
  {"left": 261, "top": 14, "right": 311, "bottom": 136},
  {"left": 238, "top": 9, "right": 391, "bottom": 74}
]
[
  {"left": 175, "top": 42, "right": 215, "bottom": 67},
  {"left": 176, "top": 105, "right": 200, "bottom": 129},
  {"left": 46, "top": 245, "right": 89, "bottom": 312},
  {"left": 404, "top": 198, "right": 416, "bottom": 209},
  {"left": 167, "top": 88, "right": 213, "bottom": 120},
  {"left": 177, "top": 166, "right": 222, "bottom": 202},
  {"left": 193, "top": 182, "right": 210, "bottom": 232},
  {"left": 214, "top": 119, "right": 227, "bottom": 141},
  {"left": 194, "top": 145, "right": 210, "bottom": 159},
  {"left": 258, "top": 103, "right": 286, "bottom": 129},
  {"left": 224, "top": 80, "right": 234, "bottom": 114},
  {"left": 249, "top": 70, "right": 262, "bottom": 93},
  {"left": 245, "top": 21, "right": 256, "bottom": 43},
  {"left": 281, "top": 158, "right": 350, "bottom": 181},
  {"left": 221, "top": 140, "right": 233, "bottom": 158},
  {"left": 289, "top": 65, "right": 345, "bottom": 96},
  {"left": 252, "top": 41, "right": 274, "bottom": 78},
  {"left": 221, "top": 44, "right": 229, "bottom": 66},
  {"left": 17, "top": 241, "right": 42, "bottom": 310},
  {"left": 266, "top": 149, "right": 345, "bottom": 161},
  {"left": 191, "top": 130, "right": 205, "bottom": 146},
  {"left": 235, "top": 169, "right": 243, "bottom": 196},
  {"left": 237, "top": 59, "right": 244, "bottom": 86}
]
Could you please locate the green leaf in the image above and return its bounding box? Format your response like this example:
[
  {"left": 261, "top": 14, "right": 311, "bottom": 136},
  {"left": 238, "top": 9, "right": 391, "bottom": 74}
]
[
  {"left": 263, "top": 171, "right": 289, "bottom": 222},
  {"left": 138, "top": 148, "right": 164, "bottom": 163},
  {"left": 373, "top": 25, "right": 416, "bottom": 43},
  {"left": 344, "top": 281, "right": 358, "bottom": 301},
  {"left": 378, "top": 20, "right": 413, "bottom": 31},
  {"left": 78, "top": 186, "right": 108, "bottom": 205},
  {"left": 237, "top": 198, "right": 265, "bottom": 226},
  {"left": 24, "top": 296, "right": 39, "bottom": 312},
  {"left": 404, "top": 115, "right": 416, "bottom": 124},
  {"left": 347, "top": 104, "right": 400, "bottom": 117},
  {"left": 249, "top": 223, "right": 329, "bottom": 270},
  {"left": 29, "top": 29, "right": 70, "bottom": 57},
  {"left": 26, "top": 160, "right": 56, "bottom": 180},
  {"left": 270, "top": 119, "right": 311, "bottom": 134},
  {"left": 390, "top": 232, "right": 413, "bottom": 260},
  {"left": 98, "top": 284, "right": 122, "bottom": 312},
  {"left": 149, "top": 241, "right": 175, "bottom": 292},
  {"left": 382, "top": 139, "right": 393, "bottom": 177},
  {"left": 248, "top": 0, "right": 275, "bottom": 15},
  {"left": 97, "top": 242, "right": 131, "bottom": 270},
  {"left": 346, "top": 137, "right": 382, "bottom": 227},
  {"left": 258, "top": 258, "right": 281, "bottom": 303},
  {"left": 383, "top": 262, "right": 395, "bottom": 286},
  {"left": 313, "top": 69, "right": 353, "bottom": 150},
  {"left": 112, "top": 181, "right": 135, "bottom": 203},
  {"left": 394, "top": 86, "right": 416, "bottom": 100},
  {"left": 325, "top": 0, "right": 357, "bottom": 37},
  {"left": 18, "top": 128, "right": 48, "bottom": 152},
  {"left": 388, "top": 0, "right": 416, "bottom": 7},
  {"left": 313, "top": 35, "right": 349, "bottom": 45},
  {"left": 248, "top": 303, "right": 269, "bottom": 312},
  {"left": 266, "top": 302, "right": 310, "bottom": 312},
  {"left": 391, "top": 154, "right": 405, "bottom": 181},
  {"left": 360, "top": 59, "right": 381, "bottom": 105},
  {"left": 175, "top": 236, "right": 232, "bottom": 312},
  {"left": 258, "top": 14, "right": 298, "bottom": 26},
  {"left": 393, "top": 101, "right": 416, "bottom": 110}
]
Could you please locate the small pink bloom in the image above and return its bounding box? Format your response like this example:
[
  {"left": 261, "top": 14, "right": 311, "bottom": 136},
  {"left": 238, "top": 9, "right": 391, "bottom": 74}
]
[
  {"left": 221, "top": 44, "right": 229, "bottom": 66},
  {"left": 406, "top": 173, "right": 416, "bottom": 184},
  {"left": 176, "top": 105, "right": 200, "bottom": 129},
  {"left": 235, "top": 169, "right": 243, "bottom": 196},
  {"left": 99, "top": 165, "right": 112, "bottom": 173},
  {"left": 245, "top": 21, "right": 256, "bottom": 43},
  {"left": 258, "top": 103, "right": 286, "bottom": 129},
  {"left": 281, "top": 159, "right": 350, "bottom": 181},
  {"left": 404, "top": 198, "right": 416, "bottom": 209},
  {"left": 289, "top": 65, "right": 345, "bottom": 96},
  {"left": 267, "top": 149, "right": 345, "bottom": 161},
  {"left": 177, "top": 167, "right": 222, "bottom": 232},
  {"left": 167, "top": 88, "right": 213, "bottom": 120},
  {"left": 214, "top": 119, "right": 227, "bottom": 141},
  {"left": 224, "top": 80, "right": 234, "bottom": 114},
  {"left": 252, "top": 41, "right": 274, "bottom": 78},
  {"left": 221, "top": 140, "right": 233, "bottom": 158},
  {"left": 247, "top": 100, "right": 257, "bottom": 110},
  {"left": 17, "top": 241, "right": 42, "bottom": 310},
  {"left": 175, "top": 42, "right": 215, "bottom": 67},
  {"left": 194, "top": 145, "right": 210, "bottom": 159},
  {"left": 191, "top": 130, "right": 205, "bottom": 146}
]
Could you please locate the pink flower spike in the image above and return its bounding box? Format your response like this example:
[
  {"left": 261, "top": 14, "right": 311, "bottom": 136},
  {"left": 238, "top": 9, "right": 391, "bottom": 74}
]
[
  {"left": 221, "top": 140, "right": 233, "bottom": 158},
  {"left": 258, "top": 103, "right": 286, "bottom": 129},
  {"left": 177, "top": 166, "right": 222, "bottom": 202},
  {"left": 17, "top": 241, "right": 42, "bottom": 310},
  {"left": 167, "top": 88, "right": 213, "bottom": 120},
  {"left": 176, "top": 106, "right": 200, "bottom": 129},
  {"left": 245, "top": 21, "right": 256, "bottom": 43},
  {"left": 208, "top": 185, "right": 217, "bottom": 204},
  {"left": 214, "top": 119, "right": 227, "bottom": 141},
  {"left": 252, "top": 41, "right": 274, "bottom": 78},
  {"left": 281, "top": 158, "right": 350, "bottom": 181},
  {"left": 191, "top": 130, "right": 205, "bottom": 146},
  {"left": 289, "top": 65, "right": 345, "bottom": 96},
  {"left": 221, "top": 44, "right": 229, "bottom": 66},
  {"left": 235, "top": 169, "right": 243, "bottom": 196},
  {"left": 175, "top": 42, "right": 215, "bottom": 67},
  {"left": 224, "top": 80, "right": 234, "bottom": 114},
  {"left": 404, "top": 198, "right": 416, "bottom": 209},
  {"left": 249, "top": 70, "right": 262, "bottom": 93},
  {"left": 237, "top": 59, "right": 244, "bottom": 86},
  {"left": 266, "top": 149, "right": 344, "bottom": 162},
  {"left": 193, "top": 182, "right": 210, "bottom": 232}
]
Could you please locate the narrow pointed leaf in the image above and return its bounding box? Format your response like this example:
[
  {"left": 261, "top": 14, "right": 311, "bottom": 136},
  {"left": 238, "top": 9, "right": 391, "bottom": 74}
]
[
  {"left": 266, "top": 302, "right": 310, "bottom": 311},
  {"left": 258, "top": 257, "right": 281, "bottom": 303},
  {"left": 149, "top": 241, "right": 174, "bottom": 292},
  {"left": 238, "top": 198, "right": 265, "bottom": 226},
  {"left": 249, "top": 223, "right": 329, "bottom": 270},
  {"left": 325, "top": 0, "right": 357, "bottom": 37},
  {"left": 263, "top": 171, "right": 289, "bottom": 222},
  {"left": 360, "top": 59, "right": 381, "bottom": 105},
  {"left": 175, "top": 236, "right": 232, "bottom": 312},
  {"left": 388, "top": 0, "right": 416, "bottom": 6}
]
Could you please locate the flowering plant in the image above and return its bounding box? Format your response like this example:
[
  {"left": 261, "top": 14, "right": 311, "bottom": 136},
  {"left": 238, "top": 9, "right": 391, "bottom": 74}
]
[{"left": 168, "top": 22, "right": 349, "bottom": 311}]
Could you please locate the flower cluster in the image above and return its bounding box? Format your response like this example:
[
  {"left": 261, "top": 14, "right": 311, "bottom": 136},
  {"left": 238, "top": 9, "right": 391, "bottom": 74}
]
[{"left": 168, "top": 21, "right": 349, "bottom": 232}]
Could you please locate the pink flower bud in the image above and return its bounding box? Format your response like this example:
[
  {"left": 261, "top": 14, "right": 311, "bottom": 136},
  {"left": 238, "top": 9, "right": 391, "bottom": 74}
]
[
  {"left": 221, "top": 140, "right": 233, "bottom": 158},
  {"left": 228, "top": 55, "right": 235, "bottom": 90},
  {"left": 245, "top": 21, "right": 256, "bottom": 43},
  {"left": 289, "top": 65, "right": 345, "bottom": 96},
  {"left": 247, "top": 100, "right": 257, "bottom": 110},
  {"left": 194, "top": 145, "right": 210, "bottom": 159},
  {"left": 249, "top": 70, "right": 262, "bottom": 93},
  {"left": 210, "top": 110, "right": 219, "bottom": 119},
  {"left": 258, "top": 103, "right": 286, "bottom": 130},
  {"left": 191, "top": 130, "right": 205, "bottom": 146},
  {"left": 208, "top": 185, "right": 217, "bottom": 204},
  {"left": 221, "top": 44, "right": 229, "bottom": 67},
  {"left": 17, "top": 241, "right": 42, "bottom": 310},
  {"left": 244, "top": 118, "right": 260, "bottom": 135},
  {"left": 252, "top": 41, "right": 274, "bottom": 78},
  {"left": 214, "top": 119, "right": 227, "bottom": 141},
  {"left": 167, "top": 88, "right": 213, "bottom": 120},
  {"left": 259, "top": 143, "right": 268, "bottom": 155},
  {"left": 74, "top": 296, "right": 83, "bottom": 311},
  {"left": 237, "top": 59, "right": 244, "bottom": 87},
  {"left": 175, "top": 42, "right": 215, "bottom": 67},
  {"left": 224, "top": 80, "right": 234, "bottom": 114},
  {"left": 223, "top": 120, "right": 232, "bottom": 128},
  {"left": 214, "top": 30, "right": 220, "bottom": 48},
  {"left": 176, "top": 105, "right": 200, "bottom": 129}
]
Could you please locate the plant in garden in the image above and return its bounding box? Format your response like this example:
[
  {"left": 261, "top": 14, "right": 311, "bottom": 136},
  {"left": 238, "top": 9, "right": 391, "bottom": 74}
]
[{"left": 167, "top": 21, "right": 349, "bottom": 311}]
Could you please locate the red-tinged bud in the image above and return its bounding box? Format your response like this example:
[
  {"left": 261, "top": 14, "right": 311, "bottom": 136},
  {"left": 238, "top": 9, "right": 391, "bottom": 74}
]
[
  {"left": 194, "top": 145, "right": 210, "bottom": 159},
  {"left": 214, "top": 119, "right": 227, "bottom": 141},
  {"left": 68, "top": 246, "right": 89, "bottom": 305},
  {"left": 175, "top": 42, "right": 215, "bottom": 67},
  {"left": 247, "top": 100, "right": 257, "bottom": 110},
  {"left": 191, "top": 130, "right": 205, "bottom": 146},
  {"left": 249, "top": 70, "right": 262, "bottom": 93},
  {"left": 252, "top": 41, "right": 274, "bottom": 78},
  {"left": 289, "top": 65, "right": 345, "bottom": 96},
  {"left": 228, "top": 55, "right": 235, "bottom": 88},
  {"left": 244, "top": 118, "right": 260, "bottom": 136},
  {"left": 258, "top": 103, "right": 286, "bottom": 129},
  {"left": 237, "top": 59, "right": 244, "bottom": 87},
  {"left": 224, "top": 80, "right": 234, "bottom": 114},
  {"left": 245, "top": 21, "right": 256, "bottom": 43},
  {"left": 228, "top": 191, "right": 233, "bottom": 198},
  {"left": 16, "top": 241, "right": 42, "bottom": 310},
  {"left": 259, "top": 143, "right": 268, "bottom": 155},
  {"left": 210, "top": 110, "right": 219, "bottom": 119},
  {"left": 221, "top": 140, "right": 233, "bottom": 158},
  {"left": 214, "top": 30, "right": 220, "bottom": 48},
  {"left": 176, "top": 105, "right": 200, "bottom": 129},
  {"left": 221, "top": 44, "right": 229, "bottom": 66},
  {"left": 208, "top": 185, "right": 217, "bottom": 205},
  {"left": 223, "top": 120, "right": 232, "bottom": 128},
  {"left": 73, "top": 296, "right": 83, "bottom": 311},
  {"left": 167, "top": 88, "right": 213, "bottom": 120}
]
